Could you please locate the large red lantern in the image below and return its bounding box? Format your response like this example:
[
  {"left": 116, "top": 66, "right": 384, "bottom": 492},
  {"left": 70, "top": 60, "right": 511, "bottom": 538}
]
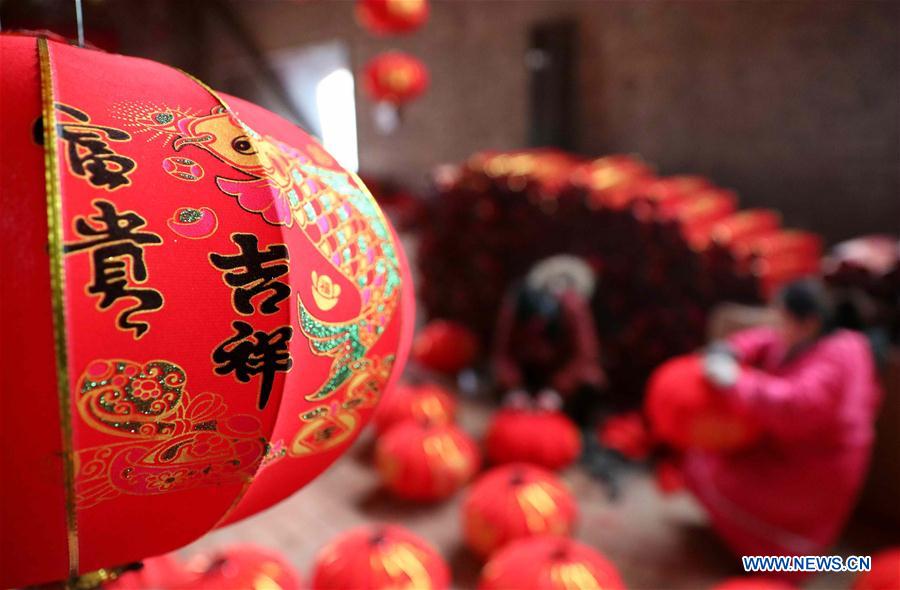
[
  {"left": 363, "top": 51, "right": 429, "bottom": 105},
  {"left": 462, "top": 464, "right": 578, "bottom": 558},
  {"left": 853, "top": 548, "right": 900, "bottom": 590},
  {"left": 0, "top": 32, "right": 412, "bottom": 588},
  {"left": 478, "top": 536, "right": 626, "bottom": 590},
  {"left": 644, "top": 354, "right": 761, "bottom": 452},
  {"left": 372, "top": 381, "right": 457, "bottom": 435},
  {"left": 311, "top": 525, "right": 451, "bottom": 590},
  {"left": 485, "top": 408, "right": 582, "bottom": 471},
  {"left": 412, "top": 319, "right": 480, "bottom": 375},
  {"left": 375, "top": 421, "right": 480, "bottom": 501},
  {"left": 356, "top": 0, "right": 429, "bottom": 35}
]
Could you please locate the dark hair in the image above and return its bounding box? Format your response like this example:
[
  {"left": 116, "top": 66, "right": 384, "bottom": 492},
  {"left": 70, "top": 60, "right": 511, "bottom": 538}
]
[{"left": 776, "top": 279, "right": 835, "bottom": 332}]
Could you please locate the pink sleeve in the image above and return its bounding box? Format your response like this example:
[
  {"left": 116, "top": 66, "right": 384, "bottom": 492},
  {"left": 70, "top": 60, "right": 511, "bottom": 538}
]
[
  {"left": 729, "top": 355, "right": 843, "bottom": 441},
  {"left": 726, "top": 326, "right": 779, "bottom": 366}
]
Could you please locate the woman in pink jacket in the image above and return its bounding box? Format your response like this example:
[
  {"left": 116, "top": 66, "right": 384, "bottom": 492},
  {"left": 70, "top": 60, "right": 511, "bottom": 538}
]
[{"left": 685, "top": 279, "right": 882, "bottom": 558}]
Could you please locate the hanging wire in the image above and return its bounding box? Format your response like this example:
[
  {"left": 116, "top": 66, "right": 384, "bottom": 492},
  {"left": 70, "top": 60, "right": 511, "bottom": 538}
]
[{"left": 75, "top": 0, "right": 84, "bottom": 47}]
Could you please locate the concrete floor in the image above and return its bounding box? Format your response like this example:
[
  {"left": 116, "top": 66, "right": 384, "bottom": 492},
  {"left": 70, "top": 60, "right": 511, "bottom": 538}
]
[{"left": 183, "top": 398, "right": 888, "bottom": 589}]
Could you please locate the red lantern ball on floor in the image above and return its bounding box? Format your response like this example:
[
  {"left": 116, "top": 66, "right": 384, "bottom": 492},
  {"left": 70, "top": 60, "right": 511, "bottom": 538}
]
[
  {"left": 0, "top": 32, "right": 412, "bottom": 588},
  {"left": 462, "top": 464, "right": 578, "bottom": 558},
  {"left": 373, "top": 381, "right": 457, "bottom": 435},
  {"left": 106, "top": 554, "right": 193, "bottom": 590},
  {"left": 376, "top": 421, "right": 480, "bottom": 501},
  {"left": 711, "top": 578, "right": 797, "bottom": 590},
  {"left": 597, "top": 411, "right": 655, "bottom": 460},
  {"left": 485, "top": 408, "right": 582, "bottom": 471},
  {"left": 184, "top": 544, "right": 303, "bottom": 590},
  {"left": 412, "top": 319, "right": 480, "bottom": 374},
  {"left": 478, "top": 536, "right": 626, "bottom": 590},
  {"left": 364, "top": 51, "right": 430, "bottom": 105},
  {"left": 311, "top": 525, "right": 450, "bottom": 590},
  {"left": 357, "top": 0, "right": 429, "bottom": 35},
  {"left": 853, "top": 548, "right": 900, "bottom": 590},
  {"left": 644, "top": 354, "right": 761, "bottom": 452}
]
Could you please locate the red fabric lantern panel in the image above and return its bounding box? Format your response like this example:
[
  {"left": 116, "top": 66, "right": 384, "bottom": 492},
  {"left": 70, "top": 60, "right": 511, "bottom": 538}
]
[
  {"left": 485, "top": 408, "right": 582, "bottom": 471},
  {"left": 412, "top": 319, "right": 480, "bottom": 374},
  {"left": 376, "top": 422, "right": 480, "bottom": 501},
  {"left": 645, "top": 354, "right": 761, "bottom": 452},
  {"left": 372, "top": 381, "right": 457, "bottom": 435},
  {"left": 356, "top": 0, "right": 429, "bottom": 35},
  {"left": 478, "top": 536, "right": 626, "bottom": 590},
  {"left": 711, "top": 578, "right": 797, "bottom": 590},
  {"left": 596, "top": 411, "right": 655, "bottom": 460},
  {"left": 363, "top": 51, "right": 429, "bottom": 105},
  {"left": 311, "top": 525, "right": 450, "bottom": 590},
  {"left": 853, "top": 548, "right": 900, "bottom": 590},
  {"left": 463, "top": 464, "right": 578, "bottom": 558},
  {"left": 0, "top": 33, "right": 411, "bottom": 587}
]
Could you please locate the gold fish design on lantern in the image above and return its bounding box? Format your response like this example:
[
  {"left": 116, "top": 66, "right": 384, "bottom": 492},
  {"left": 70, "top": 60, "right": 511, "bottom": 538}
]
[{"left": 115, "top": 101, "right": 402, "bottom": 403}]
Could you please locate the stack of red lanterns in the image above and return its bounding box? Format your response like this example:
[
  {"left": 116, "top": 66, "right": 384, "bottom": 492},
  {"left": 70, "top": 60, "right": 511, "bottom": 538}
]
[{"left": 418, "top": 149, "right": 825, "bottom": 404}]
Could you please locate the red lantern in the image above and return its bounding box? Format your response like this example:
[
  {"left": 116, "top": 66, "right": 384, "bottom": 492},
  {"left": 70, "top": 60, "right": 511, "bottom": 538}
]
[
  {"left": 478, "top": 536, "right": 626, "bottom": 590},
  {"left": 363, "top": 51, "right": 429, "bottom": 105},
  {"left": 711, "top": 578, "right": 797, "bottom": 590},
  {"left": 110, "top": 545, "right": 303, "bottom": 590},
  {"left": 463, "top": 464, "right": 578, "bottom": 558},
  {"left": 596, "top": 411, "right": 655, "bottom": 460},
  {"left": 485, "top": 408, "right": 581, "bottom": 471},
  {"left": 311, "top": 525, "right": 450, "bottom": 590},
  {"left": 106, "top": 554, "right": 193, "bottom": 590},
  {"left": 375, "top": 421, "right": 480, "bottom": 501},
  {"left": 645, "top": 354, "right": 761, "bottom": 452},
  {"left": 357, "top": 0, "right": 429, "bottom": 35},
  {"left": 0, "top": 32, "right": 412, "bottom": 588},
  {"left": 654, "top": 459, "right": 686, "bottom": 495},
  {"left": 373, "top": 381, "right": 457, "bottom": 435},
  {"left": 412, "top": 319, "right": 479, "bottom": 374},
  {"left": 853, "top": 548, "right": 900, "bottom": 590}
]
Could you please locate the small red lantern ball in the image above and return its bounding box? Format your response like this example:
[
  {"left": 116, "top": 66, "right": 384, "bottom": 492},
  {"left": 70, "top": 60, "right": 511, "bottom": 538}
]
[
  {"left": 478, "top": 536, "right": 626, "bottom": 590},
  {"left": 311, "top": 525, "right": 450, "bottom": 590},
  {"left": 412, "top": 319, "right": 479, "bottom": 374},
  {"left": 357, "top": 0, "right": 429, "bottom": 35},
  {"left": 463, "top": 464, "right": 578, "bottom": 558},
  {"left": 373, "top": 381, "right": 457, "bottom": 435},
  {"left": 485, "top": 408, "right": 581, "bottom": 471},
  {"left": 596, "top": 411, "right": 655, "bottom": 460},
  {"left": 711, "top": 578, "right": 797, "bottom": 590},
  {"left": 853, "top": 548, "right": 900, "bottom": 590},
  {"left": 645, "top": 354, "right": 761, "bottom": 452},
  {"left": 184, "top": 544, "right": 303, "bottom": 590},
  {"left": 364, "top": 51, "right": 429, "bottom": 105},
  {"left": 376, "top": 422, "right": 480, "bottom": 501},
  {"left": 106, "top": 554, "right": 193, "bottom": 590}
]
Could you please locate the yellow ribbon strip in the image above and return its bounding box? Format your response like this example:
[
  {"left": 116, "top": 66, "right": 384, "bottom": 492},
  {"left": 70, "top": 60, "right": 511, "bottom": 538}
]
[{"left": 38, "top": 36, "right": 80, "bottom": 580}]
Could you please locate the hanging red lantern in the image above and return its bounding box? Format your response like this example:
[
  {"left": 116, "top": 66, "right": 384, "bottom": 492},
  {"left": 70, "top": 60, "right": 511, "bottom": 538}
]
[
  {"left": 478, "top": 536, "right": 626, "bottom": 590},
  {"left": 462, "top": 464, "right": 578, "bottom": 558},
  {"left": 412, "top": 319, "right": 480, "bottom": 374},
  {"left": 711, "top": 578, "right": 797, "bottom": 590},
  {"left": 311, "top": 525, "right": 451, "bottom": 590},
  {"left": 644, "top": 354, "right": 761, "bottom": 452},
  {"left": 853, "top": 548, "right": 900, "bottom": 590},
  {"left": 0, "top": 32, "right": 413, "bottom": 588},
  {"left": 375, "top": 421, "right": 480, "bottom": 501},
  {"left": 356, "top": 0, "right": 429, "bottom": 35},
  {"left": 363, "top": 51, "right": 429, "bottom": 105},
  {"left": 372, "top": 381, "right": 457, "bottom": 435},
  {"left": 485, "top": 408, "right": 582, "bottom": 471}
]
